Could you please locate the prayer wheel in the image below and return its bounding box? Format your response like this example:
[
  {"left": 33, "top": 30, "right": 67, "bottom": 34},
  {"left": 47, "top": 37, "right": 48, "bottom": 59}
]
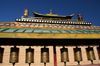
[
  {"left": 87, "top": 48, "right": 95, "bottom": 60},
  {"left": 10, "top": 48, "right": 19, "bottom": 63},
  {"left": 23, "top": 9, "right": 29, "bottom": 18},
  {"left": 0, "top": 51, "right": 2, "bottom": 63},
  {"left": 97, "top": 47, "right": 100, "bottom": 59},
  {"left": 26, "top": 49, "right": 34, "bottom": 63},
  {"left": 0, "top": 48, "right": 4, "bottom": 63},
  {"left": 41, "top": 48, "right": 49, "bottom": 63},
  {"left": 74, "top": 48, "right": 82, "bottom": 61},
  {"left": 61, "top": 48, "right": 68, "bottom": 62}
]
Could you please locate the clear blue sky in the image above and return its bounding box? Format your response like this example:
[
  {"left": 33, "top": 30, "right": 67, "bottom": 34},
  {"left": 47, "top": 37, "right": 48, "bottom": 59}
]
[{"left": 0, "top": 0, "right": 100, "bottom": 26}]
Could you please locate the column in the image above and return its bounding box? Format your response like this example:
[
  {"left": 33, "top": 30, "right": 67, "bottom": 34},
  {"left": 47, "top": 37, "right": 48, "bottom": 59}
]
[
  {"left": 67, "top": 46, "right": 77, "bottom": 65},
  {"left": 33, "top": 46, "right": 44, "bottom": 66},
  {"left": 1, "top": 46, "right": 13, "bottom": 66},
  {"left": 46, "top": 46, "right": 54, "bottom": 66},
  {"left": 93, "top": 46, "right": 100, "bottom": 64},
  {"left": 80, "top": 46, "right": 91, "bottom": 65},
  {"left": 15, "top": 46, "right": 28, "bottom": 66},
  {"left": 56, "top": 46, "right": 63, "bottom": 66}
]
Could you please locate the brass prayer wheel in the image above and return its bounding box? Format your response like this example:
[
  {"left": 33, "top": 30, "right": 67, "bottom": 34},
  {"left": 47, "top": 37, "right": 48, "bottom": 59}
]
[
  {"left": 10, "top": 48, "right": 19, "bottom": 63},
  {"left": 61, "top": 48, "right": 69, "bottom": 62},
  {"left": 23, "top": 9, "right": 29, "bottom": 18},
  {"left": 0, "top": 48, "right": 4, "bottom": 63},
  {"left": 87, "top": 48, "right": 95, "bottom": 60},
  {"left": 74, "top": 48, "right": 82, "bottom": 61},
  {"left": 97, "top": 47, "right": 100, "bottom": 59},
  {"left": 41, "top": 48, "right": 49, "bottom": 63},
  {"left": 0, "top": 52, "right": 2, "bottom": 63},
  {"left": 26, "top": 49, "right": 34, "bottom": 63}
]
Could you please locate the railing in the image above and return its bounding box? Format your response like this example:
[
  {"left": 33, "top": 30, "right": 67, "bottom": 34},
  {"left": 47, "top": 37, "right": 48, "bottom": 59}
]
[{"left": 21, "top": 16, "right": 86, "bottom": 22}]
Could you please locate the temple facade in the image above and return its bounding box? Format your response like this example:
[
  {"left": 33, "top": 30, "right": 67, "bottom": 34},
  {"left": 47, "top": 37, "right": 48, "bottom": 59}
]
[{"left": 0, "top": 9, "right": 100, "bottom": 66}]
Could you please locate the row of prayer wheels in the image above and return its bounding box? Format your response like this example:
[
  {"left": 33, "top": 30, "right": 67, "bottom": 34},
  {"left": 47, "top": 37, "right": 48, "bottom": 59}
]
[
  {"left": 0, "top": 46, "right": 100, "bottom": 65},
  {"left": 26, "top": 47, "right": 49, "bottom": 63},
  {"left": 61, "top": 47, "right": 96, "bottom": 62},
  {"left": 9, "top": 47, "right": 49, "bottom": 64}
]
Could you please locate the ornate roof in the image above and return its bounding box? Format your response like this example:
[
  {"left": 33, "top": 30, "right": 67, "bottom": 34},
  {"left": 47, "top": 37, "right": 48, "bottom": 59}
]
[
  {"left": 33, "top": 9, "right": 74, "bottom": 19},
  {"left": 0, "top": 22, "right": 100, "bottom": 39},
  {"left": 0, "top": 9, "right": 100, "bottom": 39}
]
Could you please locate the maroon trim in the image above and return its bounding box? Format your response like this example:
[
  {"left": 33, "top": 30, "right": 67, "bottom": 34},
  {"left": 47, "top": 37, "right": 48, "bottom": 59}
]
[
  {"left": 54, "top": 54, "right": 57, "bottom": 66},
  {"left": 53, "top": 46, "right": 57, "bottom": 66}
]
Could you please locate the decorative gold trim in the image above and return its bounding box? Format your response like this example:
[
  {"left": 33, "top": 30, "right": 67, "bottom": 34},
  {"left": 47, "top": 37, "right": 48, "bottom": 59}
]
[{"left": 0, "top": 33, "right": 100, "bottom": 39}]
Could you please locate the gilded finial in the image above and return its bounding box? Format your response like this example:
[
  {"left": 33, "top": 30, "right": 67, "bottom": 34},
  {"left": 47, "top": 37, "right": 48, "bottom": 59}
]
[
  {"left": 46, "top": 9, "right": 58, "bottom": 16},
  {"left": 50, "top": 9, "right": 52, "bottom": 14}
]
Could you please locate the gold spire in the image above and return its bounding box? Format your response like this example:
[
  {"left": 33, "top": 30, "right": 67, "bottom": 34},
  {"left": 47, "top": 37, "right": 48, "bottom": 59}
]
[
  {"left": 50, "top": 9, "right": 52, "bottom": 14},
  {"left": 46, "top": 9, "right": 58, "bottom": 16}
]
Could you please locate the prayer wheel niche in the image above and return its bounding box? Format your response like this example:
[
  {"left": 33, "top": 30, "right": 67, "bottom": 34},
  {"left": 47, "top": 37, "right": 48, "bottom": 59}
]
[
  {"left": 41, "top": 48, "right": 49, "bottom": 63},
  {"left": 86, "top": 48, "right": 95, "bottom": 60},
  {"left": 74, "top": 48, "right": 82, "bottom": 61},
  {"left": 0, "top": 48, "right": 4, "bottom": 63},
  {"left": 10, "top": 48, "right": 19, "bottom": 63},
  {"left": 61, "top": 48, "right": 69, "bottom": 62},
  {"left": 26, "top": 49, "right": 34, "bottom": 63}
]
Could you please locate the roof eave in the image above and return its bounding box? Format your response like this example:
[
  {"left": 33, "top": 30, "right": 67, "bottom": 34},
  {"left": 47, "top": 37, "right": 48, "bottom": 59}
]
[{"left": 32, "top": 11, "right": 74, "bottom": 18}]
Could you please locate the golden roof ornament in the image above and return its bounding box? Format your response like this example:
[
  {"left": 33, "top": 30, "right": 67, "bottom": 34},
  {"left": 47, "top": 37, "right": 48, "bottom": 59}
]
[
  {"left": 32, "top": 9, "right": 74, "bottom": 18},
  {"left": 50, "top": 9, "right": 53, "bottom": 15},
  {"left": 46, "top": 9, "right": 58, "bottom": 16}
]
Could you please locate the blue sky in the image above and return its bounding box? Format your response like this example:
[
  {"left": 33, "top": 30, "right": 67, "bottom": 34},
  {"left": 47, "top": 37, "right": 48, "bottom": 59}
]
[{"left": 0, "top": 0, "right": 100, "bottom": 26}]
